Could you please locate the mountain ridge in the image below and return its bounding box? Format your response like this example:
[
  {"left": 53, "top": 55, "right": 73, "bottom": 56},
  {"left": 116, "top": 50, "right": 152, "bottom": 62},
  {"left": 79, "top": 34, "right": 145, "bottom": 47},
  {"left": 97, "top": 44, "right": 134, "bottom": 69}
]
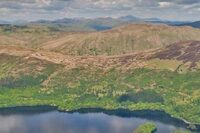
[
  {"left": 40, "top": 23, "right": 200, "bottom": 56},
  {"left": 2, "top": 15, "right": 198, "bottom": 32}
]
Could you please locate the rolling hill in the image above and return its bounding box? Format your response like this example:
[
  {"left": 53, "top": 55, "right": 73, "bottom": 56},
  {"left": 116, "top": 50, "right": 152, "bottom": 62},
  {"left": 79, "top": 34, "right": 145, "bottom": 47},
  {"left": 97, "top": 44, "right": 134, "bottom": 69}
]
[
  {"left": 0, "top": 23, "right": 200, "bottom": 56},
  {"left": 41, "top": 24, "right": 200, "bottom": 56},
  {"left": 0, "top": 24, "right": 69, "bottom": 48},
  {"left": 0, "top": 40, "right": 199, "bottom": 73}
]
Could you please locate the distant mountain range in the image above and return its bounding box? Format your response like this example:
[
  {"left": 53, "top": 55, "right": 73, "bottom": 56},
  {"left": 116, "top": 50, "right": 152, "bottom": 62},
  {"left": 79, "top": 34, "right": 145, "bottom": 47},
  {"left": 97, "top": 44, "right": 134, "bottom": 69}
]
[
  {"left": 0, "top": 20, "right": 10, "bottom": 24},
  {"left": 0, "top": 15, "right": 199, "bottom": 32},
  {"left": 175, "top": 21, "right": 200, "bottom": 28},
  {"left": 32, "top": 17, "right": 126, "bottom": 31}
]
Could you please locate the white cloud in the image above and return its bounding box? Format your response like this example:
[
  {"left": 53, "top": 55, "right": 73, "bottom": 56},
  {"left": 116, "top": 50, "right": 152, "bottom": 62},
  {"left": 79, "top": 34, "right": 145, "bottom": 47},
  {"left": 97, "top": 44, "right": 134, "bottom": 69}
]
[
  {"left": 159, "top": 2, "right": 173, "bottom": 8},
  {"left": 36, "top": 0, "right": 52, "bottom": 6},
  {"left": 0, "top": 0, "right": 199, "bottom": 21}
]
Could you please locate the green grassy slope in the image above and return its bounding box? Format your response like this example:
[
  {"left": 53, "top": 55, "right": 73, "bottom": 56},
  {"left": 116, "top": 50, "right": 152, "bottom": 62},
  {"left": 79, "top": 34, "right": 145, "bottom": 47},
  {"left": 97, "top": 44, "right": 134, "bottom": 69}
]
[{"left": 1, "top": 59, "right": 200, "bottom": 124}]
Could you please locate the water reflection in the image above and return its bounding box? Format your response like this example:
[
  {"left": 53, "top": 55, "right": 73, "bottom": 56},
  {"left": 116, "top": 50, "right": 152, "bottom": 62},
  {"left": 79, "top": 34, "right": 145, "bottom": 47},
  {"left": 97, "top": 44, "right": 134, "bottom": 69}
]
[{"left": 0, "top": 107, "right": 192, "bottom": 133}]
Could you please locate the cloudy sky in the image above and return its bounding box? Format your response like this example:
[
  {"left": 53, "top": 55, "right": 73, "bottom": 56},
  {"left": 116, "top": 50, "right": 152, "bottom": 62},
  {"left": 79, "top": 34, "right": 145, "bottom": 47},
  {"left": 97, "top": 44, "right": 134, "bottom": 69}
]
[{"left": 0, "top": 0, "right": 199, "bottom": 22}]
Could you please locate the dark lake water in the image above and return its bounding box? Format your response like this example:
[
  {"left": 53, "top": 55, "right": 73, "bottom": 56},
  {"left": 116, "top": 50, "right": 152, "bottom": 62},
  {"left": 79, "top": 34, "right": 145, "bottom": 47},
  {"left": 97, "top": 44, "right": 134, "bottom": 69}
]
[{"left": 0, "top": 106, "right": 198, "bottom": 133}]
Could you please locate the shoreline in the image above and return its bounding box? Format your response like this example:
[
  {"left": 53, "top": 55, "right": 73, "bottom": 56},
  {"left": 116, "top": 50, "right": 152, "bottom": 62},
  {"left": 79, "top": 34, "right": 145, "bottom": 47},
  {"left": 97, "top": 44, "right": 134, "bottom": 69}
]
[
  {"left": 0, "top": 105, "right": 199, "bottom": 131},
  {"left": 63, "top": 107, "right": 200, "bottom": 131}
]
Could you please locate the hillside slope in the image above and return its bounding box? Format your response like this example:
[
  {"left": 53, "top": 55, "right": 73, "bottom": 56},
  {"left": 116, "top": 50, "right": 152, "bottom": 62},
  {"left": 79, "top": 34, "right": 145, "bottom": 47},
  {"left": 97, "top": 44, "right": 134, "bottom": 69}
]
[
  {"left": 1, "top": 41, "right": 199, "bottom": 72},
  {"left": 41, "top": 24, "right": 200, "bottom": 56},
  {"left": 0, "top": 24, "right": 200, "bottom": 56},
  {"left": 0, "top": 41, "right": 200, "bottom": 126},
  {"left": 0, "top": 25, "right": 67, "bottom": 48},
  {"left": 150, "top": 41, "right": 200, "bottom": 69}
]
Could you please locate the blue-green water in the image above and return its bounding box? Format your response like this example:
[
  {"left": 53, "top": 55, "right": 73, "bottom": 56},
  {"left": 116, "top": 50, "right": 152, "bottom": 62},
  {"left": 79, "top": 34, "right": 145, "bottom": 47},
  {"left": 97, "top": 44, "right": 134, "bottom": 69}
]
[{"left": 0, "top": 107, "right": 196, "bottom": 133}]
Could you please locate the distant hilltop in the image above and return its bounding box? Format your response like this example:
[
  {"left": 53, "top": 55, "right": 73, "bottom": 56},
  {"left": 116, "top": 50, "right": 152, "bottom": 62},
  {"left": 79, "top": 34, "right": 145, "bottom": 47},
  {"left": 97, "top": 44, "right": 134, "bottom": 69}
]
[{"left": 0, "top": 15, "right": 199, "bottom": 32}]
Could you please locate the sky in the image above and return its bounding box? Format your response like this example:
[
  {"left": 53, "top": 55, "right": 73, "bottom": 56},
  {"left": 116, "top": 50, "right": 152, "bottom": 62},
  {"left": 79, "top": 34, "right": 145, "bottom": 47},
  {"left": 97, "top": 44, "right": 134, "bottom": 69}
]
[{"left": 0, "top": 0, "right": 199, "bottom": 22}]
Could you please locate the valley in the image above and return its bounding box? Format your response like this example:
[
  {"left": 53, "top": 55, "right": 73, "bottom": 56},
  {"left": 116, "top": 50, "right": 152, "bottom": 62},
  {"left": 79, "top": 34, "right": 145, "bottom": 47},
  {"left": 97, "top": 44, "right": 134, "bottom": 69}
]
[{"left": 0, "top": 23, "right": 200, "bottom": 131}]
